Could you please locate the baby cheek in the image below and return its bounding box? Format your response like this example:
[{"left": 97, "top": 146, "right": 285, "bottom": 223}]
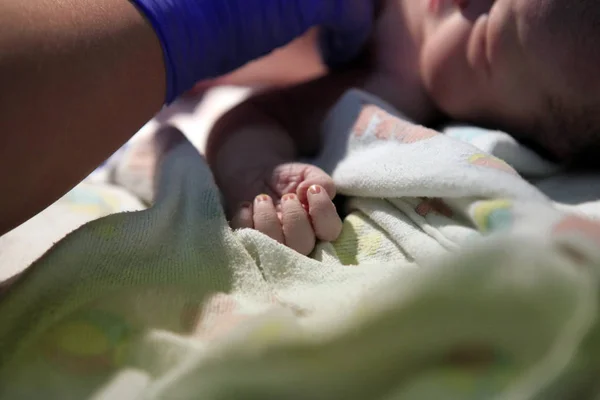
[{"left": 421, "top": 23, "right": 479, "bottom": 117}]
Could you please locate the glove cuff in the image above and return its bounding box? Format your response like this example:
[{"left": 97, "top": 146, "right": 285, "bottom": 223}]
[{"left": 131, "top": 0, "right": 180, "bottom": 103}]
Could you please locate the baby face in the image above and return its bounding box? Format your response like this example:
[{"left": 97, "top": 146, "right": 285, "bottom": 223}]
[{"left": 414, "top": 0, "right": 599, "bottom": 156}]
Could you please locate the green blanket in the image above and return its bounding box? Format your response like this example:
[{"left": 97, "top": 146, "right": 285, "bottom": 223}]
[{"left": 1, "top": 96, "right": 600, "bottom": 399}]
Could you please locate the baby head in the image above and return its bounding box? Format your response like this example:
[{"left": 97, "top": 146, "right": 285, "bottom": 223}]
[{"left": 420, "top": 0, "right": 600, "bottom": 161}]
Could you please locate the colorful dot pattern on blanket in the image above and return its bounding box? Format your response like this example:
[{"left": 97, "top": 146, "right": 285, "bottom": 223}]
[
  {"left": 553, "top": 215, "right": 600, "bottom": 246},
  {"left": 402, "top": 347, "right": 517, "bottom": 399},
  {"left": 468, "top": 154, "right": 518, "bottom": 175},
  {"left": 190, "top": 293, "right": 255, "bottom": 340},
  {"left": 43, "top": 310, "right": 130, "bottom": 374},
  {"left": 445, "top": 127, "right": 489, "bottom": 143},
  {"left": 2, "top": 89, "right": 600, "bottom": 399},
  {"left": 352, "top": 104, "right": 438, "bottom": 143},
  {"left": 402, "top": 366, "right": 517, "bottom": 399},
  {"left": 331, "top": 213, "right": 405, "bottom": 266},
  {"left": 62, "top": 186, "right": 133, "bottom": 217},
  {"left": 472, "top": 200, "right": 514, "bottom": 233}
]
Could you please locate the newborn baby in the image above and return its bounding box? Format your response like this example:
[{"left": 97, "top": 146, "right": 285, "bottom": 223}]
[{"left": 206, "top": 0, "right": 600, "bottom": 255}]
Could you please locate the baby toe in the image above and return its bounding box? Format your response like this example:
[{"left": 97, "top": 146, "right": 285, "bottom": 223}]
[
  {"left": 281, "top": 194, "right": 316, "bottom": 255},
  {"left": 253, "top": 194, "right": 284, "bottom": 243},
  {"left": 297, "top": 167, "right": 336, "bottom": 204},
  {"left": 307, "top": 185, "right": 343, "bottom": 241}
]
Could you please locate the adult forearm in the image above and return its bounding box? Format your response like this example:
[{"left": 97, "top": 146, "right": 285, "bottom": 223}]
[
  {"left": 0, "top": 0, "right": 165, "bottom": 235},
  {"left": 0, "top": 0, "right": 375, "bottom": 235}
]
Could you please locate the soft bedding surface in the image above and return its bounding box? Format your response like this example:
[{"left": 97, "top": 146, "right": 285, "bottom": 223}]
[{"left": 1, "top": 90, "right": 600, "bottom": 399}]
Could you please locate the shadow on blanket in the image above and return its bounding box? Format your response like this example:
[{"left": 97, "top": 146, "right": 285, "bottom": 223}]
[{"left": 1, "top": 91, "right": 600, "bottom": 399}]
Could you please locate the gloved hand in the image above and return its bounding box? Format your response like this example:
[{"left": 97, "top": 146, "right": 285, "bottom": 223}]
[{"left": 130, "top": 0, "right": 374, "bottom": 103}]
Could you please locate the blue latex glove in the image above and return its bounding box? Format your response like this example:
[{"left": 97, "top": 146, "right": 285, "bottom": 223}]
[{"left": 130, "top": 0, "right": 374, "bottom": 103}]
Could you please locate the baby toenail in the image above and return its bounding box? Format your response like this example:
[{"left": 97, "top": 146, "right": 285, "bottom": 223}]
[
  {"left": 309, "top": 185, "right": 322, "bottom": 195},
  {"left": 283, "top": 194, "right": 296, "bottom": 202},
  {"left": 255, "top": 194, "right": 270, "bottom": 203},
  {"left": 240, "top": 201, "right": 252, "bottom": 208}
]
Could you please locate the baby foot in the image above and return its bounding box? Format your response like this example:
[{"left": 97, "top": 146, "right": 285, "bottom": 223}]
[{"left": 223, "top": 162, "right": 342, "bottom": 255}]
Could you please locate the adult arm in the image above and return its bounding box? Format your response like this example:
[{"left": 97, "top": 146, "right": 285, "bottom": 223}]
[
  {"left": 0, "top": 0, "right": 165, "bottom": 235},
  {"left": 0, "top": 0, "right": 374, "bottom": 236}
]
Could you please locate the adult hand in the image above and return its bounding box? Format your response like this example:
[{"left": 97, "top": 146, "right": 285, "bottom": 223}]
[{"left": 130, "top": 0, "right": 374, "bottom": 103}]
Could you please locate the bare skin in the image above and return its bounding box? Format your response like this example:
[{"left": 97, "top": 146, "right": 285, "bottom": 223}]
[
  {"left": 207, "top": 0, "right": 600, "bottom": 254},
  {"left": 0, "top": 0, "right": 165, "bottom": 236},
  {"left": 187, "top": 29, "right": 325, "bottom": 94},
  {"left": 207, "top": 0, "right": 432, "bottom": 255},
  {"left": 0, "top": 2, "right": 327, "bottom": 238},
  {"left": 208, "top": 69, "right": 372, "bottom": 254}
]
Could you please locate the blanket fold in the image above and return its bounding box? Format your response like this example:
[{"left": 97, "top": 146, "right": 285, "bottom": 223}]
[{"left": 1, "top": 90, "right": 600, "bottom": 399}]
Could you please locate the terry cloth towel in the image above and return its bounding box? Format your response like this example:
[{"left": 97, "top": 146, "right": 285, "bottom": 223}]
[{"left": 1, "top": 90, "right": 600, "bottom": 399}]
